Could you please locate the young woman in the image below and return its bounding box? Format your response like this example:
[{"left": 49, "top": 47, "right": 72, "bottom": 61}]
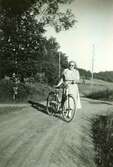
[{"left": 56, "top": 61, "right": 81, "bottom": 111}]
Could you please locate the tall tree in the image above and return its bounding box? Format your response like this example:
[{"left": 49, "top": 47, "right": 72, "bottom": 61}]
[
  {"left": 0, "top": 0, "right": 75, "bottom": 82},
  {"left": 0, "top": 10, "right": 46, "bottom": 79},
  {"left": 0, "top": 0, "right": 75, "bottom": 31},
  {"left": 37, "top": 37, "right": 68, "bottom": 84}
]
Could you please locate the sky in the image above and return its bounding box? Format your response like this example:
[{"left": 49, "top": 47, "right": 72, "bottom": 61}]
[{"left": 45, "top": 0, "right": 113, "bottom": 72}]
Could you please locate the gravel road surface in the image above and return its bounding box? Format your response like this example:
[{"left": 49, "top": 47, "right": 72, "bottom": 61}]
[{"left": 0, "top": 98, "right": 112, "bottom": 167}]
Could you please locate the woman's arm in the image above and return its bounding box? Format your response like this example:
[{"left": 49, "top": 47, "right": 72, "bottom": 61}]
[
  {"left": 55, "top": 78, "right": 63, "bottom": 87},
  {"left": 76, "top": 70, "right": 80, "bottom": 83},
  {"left": 55, "top": 69, "right": 66, "bottom": 87}
]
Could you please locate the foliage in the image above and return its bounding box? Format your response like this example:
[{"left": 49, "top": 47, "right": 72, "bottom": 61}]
[
  {"left": 0, "top": 10, "right": 45, "bottom": 79},
  {"left": 0, "top": 0, "right": 76, "bottom": 32},
  {"left": 78, "top": 68, "right": 91, "bottom": 80},
  {"left": 0, "top": 0, "right": 73, "bottom": 85},
  {"left": 94, "top": 71, "right": 113, "bottom": 82},
  {"left": 43, "top": 62, "right": 59, "bottom": 85},
  {"left": 0, "top": 79, "right": 30, "bottom": 102},
  {"left": 27, "top": 82, "right": 52, "bottom": 101},
  {"left": 92, "top": 115, "right": 113, "bottom": 167},
  {"left": 0, "top": 79, "right": 14, "bottom": 101},
  {"left": 0, "top": 79, "right": 52, "bottom": 102},
  {"left": 86, "top": 89, "right": 113, "bottom": 101}
]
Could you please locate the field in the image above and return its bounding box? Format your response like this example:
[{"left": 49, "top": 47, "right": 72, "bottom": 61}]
[{"left": 79, "top": 79, "right": 113, "bottom": 97}]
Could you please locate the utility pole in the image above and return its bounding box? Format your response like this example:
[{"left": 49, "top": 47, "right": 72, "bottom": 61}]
[
  {"left": 59, "top": 52, "right": 61, "bottom": 79},
  {"left": 91, "top": 44, "right": 95, "bottom": 86}
]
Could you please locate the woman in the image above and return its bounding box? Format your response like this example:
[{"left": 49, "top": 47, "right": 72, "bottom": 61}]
[{"left": 56, "top": 61, "right": 81, "bottom": 111}]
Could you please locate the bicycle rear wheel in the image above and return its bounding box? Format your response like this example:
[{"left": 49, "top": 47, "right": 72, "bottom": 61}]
[
  {"left": 62, "top": 95, "right": 76, "bottom": 122},
  {"left": 46, "top": 92, "right": 59, "bottom": 116}
]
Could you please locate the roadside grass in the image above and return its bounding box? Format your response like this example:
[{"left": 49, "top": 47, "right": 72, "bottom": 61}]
[
  {"left": 1, "top": 78, "right": 113, "bottom": 103},
  {"left": 85, "top": 89, "right": 113, "bottom": 101},
  {"left": 0, "top": 79, "right": 52, "bottom": 103},
  {"left": 92, "top": 113, "right": 113, "bottom": 167},
  {"left": 80, "top": 79, "right": 113, "bottom": 166},
  {"left": 79, "top": 79, "right": 113, "bottom": 101}
]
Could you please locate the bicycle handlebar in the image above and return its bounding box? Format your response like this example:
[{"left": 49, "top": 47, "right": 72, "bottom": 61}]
[
  {"left": 64, "top": 80, "right": 78, "bottom": 84},
  {"left": 54, "top": 80, "right": 79, "bottom": 89}
]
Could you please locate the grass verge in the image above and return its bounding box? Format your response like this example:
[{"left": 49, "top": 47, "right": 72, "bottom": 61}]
[
  {"left": 92, "top": 114, "right": 113, "bottom": 167},
  {"left": 85, "top": 89, "right": 113, "bottom": 101}
]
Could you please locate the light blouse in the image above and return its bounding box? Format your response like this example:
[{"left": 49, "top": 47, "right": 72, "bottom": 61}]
[{"left": 62, "top": 68, "right": 80, "bottom": 82}]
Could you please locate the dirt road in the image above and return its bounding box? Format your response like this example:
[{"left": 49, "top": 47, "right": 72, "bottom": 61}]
[{"left": 0, "top": 98, "right": 113, "bottom": 167}]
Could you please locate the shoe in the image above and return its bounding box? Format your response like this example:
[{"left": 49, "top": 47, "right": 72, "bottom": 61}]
[{"left": 67, "top": 111, "right": 72, "bottom": 118}]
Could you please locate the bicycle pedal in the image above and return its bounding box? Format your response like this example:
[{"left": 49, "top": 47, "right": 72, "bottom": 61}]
[{"left": 58, "top": 108, "right": 62, "bottom": 113}]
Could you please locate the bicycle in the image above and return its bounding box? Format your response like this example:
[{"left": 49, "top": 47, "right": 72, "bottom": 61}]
[{"left": 46, "top": 81, "right": 76, "bottom": 122}]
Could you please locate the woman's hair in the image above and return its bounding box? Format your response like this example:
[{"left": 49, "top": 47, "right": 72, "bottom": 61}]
[{"left": 68, "top": 61, "right": 77, "bottom": 69}]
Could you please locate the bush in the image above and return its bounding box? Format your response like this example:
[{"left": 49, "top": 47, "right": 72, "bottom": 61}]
[
  {"left": 27, "top": 82, "right": 52, "bottom": 102},
  {"left": 92, "top": 114, "right": 113, "bottom": 167},
  {"left": 0, "top": 79, "right": 30, "bottom": 102},
  {"left": 16, "top": 83, "right": 30, "bottom": 102},
  {"left": 0, "top": 79, "right": 14, "bottom": 102},
  {"left": 0, "top": 79, "right": 52, "bottom": 103}
]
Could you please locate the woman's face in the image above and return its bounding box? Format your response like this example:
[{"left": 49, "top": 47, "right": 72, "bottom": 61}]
[{"left": 69, "top": 63, "right": 75, "bottom": 70}]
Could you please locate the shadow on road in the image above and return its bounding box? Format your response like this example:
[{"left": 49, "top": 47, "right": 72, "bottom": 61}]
[
  {"left": 28, "top": 100, "right": 48, "bottom": 115},
  {"left": 28, "top": 100, "right": 64, "bottom": 121}
]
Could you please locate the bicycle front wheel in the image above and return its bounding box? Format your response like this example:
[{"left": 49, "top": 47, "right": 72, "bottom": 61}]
[
  {"left": 62, "top": 95, "right": 76, "bottom": 122},
  {"left": 46, "top": 92, "right": 58, "bottom": 116}
]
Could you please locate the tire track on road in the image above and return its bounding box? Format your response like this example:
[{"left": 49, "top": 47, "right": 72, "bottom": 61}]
[
  {"left": 0, "top": 106, "right": 62, "bottom": 167},
  {"left": 20, "top": 122, "right": 62, "bottom": 167}
]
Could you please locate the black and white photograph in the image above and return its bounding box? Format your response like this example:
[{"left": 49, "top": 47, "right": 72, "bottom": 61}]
[{"left": 0, "top": 0, "right": 113, "bottom": 167}]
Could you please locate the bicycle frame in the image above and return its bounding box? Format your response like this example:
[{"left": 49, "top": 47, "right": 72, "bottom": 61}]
[
  {"left": 54, "top": 84, "right": 71, "bottom": 110},
  {"left": 47, "top": 80, "right": 76, "bottom": 122}
]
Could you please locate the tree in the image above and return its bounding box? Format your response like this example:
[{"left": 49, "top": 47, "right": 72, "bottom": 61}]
[
  {"left": 94, "top": 71, "right": 113, "bottom": 82},
  {"left": 34, "top": 37, "right": 68, "bottom": 84},
  {"left": 0, "top": 10, "right": 46, "bottom": 80},
  {"left": 78, "top": 68, "right": 91, "bottom": 80},
  {"left": 0, "top": 0, "right": 76, "bottom": 31},
  {"left": 0, "top": 0, "right": 75, "bottom": 83}
]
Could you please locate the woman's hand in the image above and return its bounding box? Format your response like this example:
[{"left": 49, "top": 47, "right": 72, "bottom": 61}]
[
  {"left": 54, "top": 85, "right": 60, "bottom": 88},
  {"left": 71, "top": 80, "right": 76, "bottom": 84}
]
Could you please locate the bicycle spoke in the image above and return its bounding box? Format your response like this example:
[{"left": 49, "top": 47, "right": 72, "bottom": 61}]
[{"left": 62, "top": 95, "right": 76, "bottom": 122}]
